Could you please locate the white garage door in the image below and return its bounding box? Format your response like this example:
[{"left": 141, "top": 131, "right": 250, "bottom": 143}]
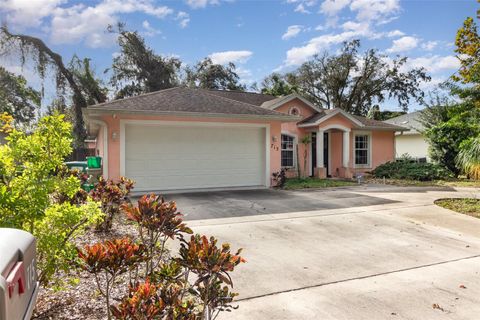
[{"left": 123, "top": 123, "right": 267, "bottom": 191}]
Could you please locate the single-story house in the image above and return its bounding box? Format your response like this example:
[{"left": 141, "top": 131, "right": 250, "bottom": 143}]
[
  {"left": 84, "top": 87, "right": 406, "bottom": 192},
  {"left": 384, "top": 111, "right": 429, "bottom": 161}
]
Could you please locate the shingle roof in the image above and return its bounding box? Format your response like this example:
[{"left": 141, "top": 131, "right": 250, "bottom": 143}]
[
  {"left": 297, "top": 110, "right": 335, "bottom": 125},
  {"left": 260, "top": 96, "right": 284, "bottom": 109},
  {"left": 86, "top": 87, "right": 296, "bottom": 120},
  {"left": 298, "top": 108, "right": 407, "bottom": 130},
  {"left": 205, "top": 89, "right": 277, "bottom": 106},
  {"left": 384, "top": 111, "right": 424, "bottom": 133},
  {"left": 352, "top": 115, "right": 407, "bottom": 130}
]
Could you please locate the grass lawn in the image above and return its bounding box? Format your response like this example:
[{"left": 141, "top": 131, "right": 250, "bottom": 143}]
[
  {"left": 435, "top": 198, "right": 480, "bottom": 218},
  {"left": 366, "top": 178, "right": 480, "bottom": 188},
  {"left": 284, "top": 178, "right": 358, "bottom": 190}
]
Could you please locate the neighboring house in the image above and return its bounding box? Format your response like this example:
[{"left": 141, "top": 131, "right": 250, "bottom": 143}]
[
  {"left": 384, "top": 111, "right": 429, "bottom": 161},
  {"left": 84, "top": 87, "right": 406, "bottom": 192}
]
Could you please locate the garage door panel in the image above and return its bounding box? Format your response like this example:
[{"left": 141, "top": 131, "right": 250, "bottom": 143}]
[
  {"left": 137, "top": 173, "right": 261, "bottom": 191},
  {"left": 124, "top": 124, "right": 266, "bottom": 191}
]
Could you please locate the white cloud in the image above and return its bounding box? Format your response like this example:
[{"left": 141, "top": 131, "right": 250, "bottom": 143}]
[
  {"left": 282, "top": 19, "right": 385, "bottom": 66},
  {"left": 236, "top": 66, "right": 255, "bottom": 85},
  {"left": 282, "top": 0, "right": 402, "bottom": 67},
  {"left": 421, "top": 40, "right": 438, "bottom": 51},
  {"left": 1, "top": 0, "right": 175, "bottom": 47},
  {"left": 386, "top": 36, "right": 419, "bottom": 53},
  {"left": 320, "top": 0, "right": 350, "bottom": 16},
  {"left": 0, "top": 0, "right": 65, "bottom": 28},
  {"left": 208, "top": 50, "right": 253, "bottom": 64},
  {"left": 294, "top": 4, "right": 309, "bottom": 13},
  {"left": 284, "top": 30, "right": 364, "bottom": 66},
  {"left": 185, "top": 0, "right": 219, "bottom": 9},
  {"left": 49, "top": 0, "right": 173, "bottom": 47},
  {"left": 175, "top": 11, "right": 190, "bottom": 28},
  {"left": 386, "top": 29, "right": 404, "bottom": 37},
  {"left": 290, "top": 0, "right": 316, "bottom": 14},
  {"left": 350, "top": 0, "right": 400, "bottom": 23},
  {"left": 341, "top": 20, "right": 367, "bottom": 32},
  {"left": 405, "top": 55, "right": 459, "bottom": 74},
  {"left": 282, "top": 25, "right": 303, "bottom": 40},
  {"left": 49, "top": 4, "right": 116, "bottom": 48},
  {"left": 142, "top": 20, "right": 161, "bottom": 36},
  {"left": 319, "top": 0, "right": 400, "bottom": 24}
]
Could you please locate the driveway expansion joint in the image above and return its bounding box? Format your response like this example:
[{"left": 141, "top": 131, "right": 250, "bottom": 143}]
[
  {"left": 237, "top": 254, "right": 480, "bottom": 302},
  {"left": 190, "top": 203, "right": 434, "bottom": 227}
]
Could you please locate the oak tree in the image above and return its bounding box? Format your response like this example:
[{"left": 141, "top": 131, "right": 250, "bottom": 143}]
[{"left": 286, "top": 40, "right": 430, "bottom": 115}]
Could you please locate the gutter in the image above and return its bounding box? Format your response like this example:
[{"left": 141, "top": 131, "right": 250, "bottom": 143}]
[
  {"left": 297, "top": 123, "right": 409, "bottom": 131},
  {"left": 84, "top": 108, "right": 301, "bottom": 122},
  {"left": 361, "top": 126, "right": 410, "bottom": 132}
]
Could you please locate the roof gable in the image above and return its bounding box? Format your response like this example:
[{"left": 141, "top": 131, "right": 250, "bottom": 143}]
[
  {"left": 298, "top": 108, "right": 408, "bottom": 131},
  {"left": 260, "top": 94, "right": 323, "bottom": 113}
]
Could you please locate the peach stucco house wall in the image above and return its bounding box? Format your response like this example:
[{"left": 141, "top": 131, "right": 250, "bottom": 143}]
[
  {"left": 275, "top": 101, "right": 400, "bottom": 179},
  {"left": 91, "top": 113, "right": 283, "bottom": 183},
  {"left": 275, "top": 99, "right": 316, "bottom": 178},
  {"left": 85, "top": 88, "right": 405, "bottom": 191}
]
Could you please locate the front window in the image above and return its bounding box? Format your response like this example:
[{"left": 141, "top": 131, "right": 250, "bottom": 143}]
[
  {"left": 281, "top": 134, "right": 295, "bottom": 167},
  {"left": 355, "top": 134, "right": 370, "bottom": 166}
]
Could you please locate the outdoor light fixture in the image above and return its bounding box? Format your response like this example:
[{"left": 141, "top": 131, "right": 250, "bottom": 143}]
[
  {"left": 272, "top": 136, "right": 278, "bottom": 142},
  {"left": 112, "top": 131, "right": 118, "bottom": 140}
]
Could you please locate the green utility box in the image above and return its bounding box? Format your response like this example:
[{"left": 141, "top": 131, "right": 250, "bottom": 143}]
[{"left": 87, "top": 156, "right": 102, "bottom": 169}]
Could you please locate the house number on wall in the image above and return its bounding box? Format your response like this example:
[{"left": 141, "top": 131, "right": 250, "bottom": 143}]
[{"left": 271, "top": 143, "right": 279, "bottom": 151}]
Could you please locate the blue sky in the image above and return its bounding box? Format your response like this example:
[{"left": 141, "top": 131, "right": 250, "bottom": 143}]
[{"left": 0, "top": 0, "right": 477, "bottom": 111}]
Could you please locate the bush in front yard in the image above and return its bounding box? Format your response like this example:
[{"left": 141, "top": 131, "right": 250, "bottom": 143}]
[
  {"left": 372, "top": 161, "right": 452, "bottom": 181},
  {"left": 78, "top": 194, "right": 245, "bottom": 320},
  {"left": 0, "top": 113, "right": 102, "bottom": 285}
]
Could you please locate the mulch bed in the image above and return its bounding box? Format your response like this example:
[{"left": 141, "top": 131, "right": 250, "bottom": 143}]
[{"left": 32, "top": 215, "right": 140, "bottom": 320}]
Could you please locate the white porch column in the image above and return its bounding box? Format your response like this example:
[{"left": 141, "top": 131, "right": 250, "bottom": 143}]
[
  {"left": 342, "top": 130, "right": 350, "bottom": 167},
  {"left": 317, "top": 130, "right": 324, "bottom": 168}
]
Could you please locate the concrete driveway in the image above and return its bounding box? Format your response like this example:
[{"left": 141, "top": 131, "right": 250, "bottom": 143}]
[
  {"left": 163, "top": 187, "right": 399, "bottom": 220},
  {"left": 168, "top": 185, "right": 480, "bottom": 319}
]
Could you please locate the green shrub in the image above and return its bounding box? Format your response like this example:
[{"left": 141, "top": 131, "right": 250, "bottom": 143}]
[
  {"left": 372, "top": 161, "right": 452, "bottom": 181},
  {"left": 0, "top": 113, "right": 102, "bottom": 285}
]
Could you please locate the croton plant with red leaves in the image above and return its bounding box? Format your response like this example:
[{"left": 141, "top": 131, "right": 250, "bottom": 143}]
[
  {"left": 78, "top": 238, "right": 145, "bottom": 320},
  {"left": 122, "top": 194, "right": 193, "bottom": 276},
  {"left": 78, "top": 192, "right": 245, "bottom": 320},
  {"left": 110, "top": 280, "right": 198, "bottom": 320},
  {"left": 90, "top": 176, "right": 135, "bottom": 230},
  {"left": 178, "top": 235, "right": 246, "bottom": 319}
]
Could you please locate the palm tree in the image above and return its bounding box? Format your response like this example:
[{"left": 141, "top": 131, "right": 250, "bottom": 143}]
[{"left": 457, "top": 136, "right": 480, "bottom": 179}]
